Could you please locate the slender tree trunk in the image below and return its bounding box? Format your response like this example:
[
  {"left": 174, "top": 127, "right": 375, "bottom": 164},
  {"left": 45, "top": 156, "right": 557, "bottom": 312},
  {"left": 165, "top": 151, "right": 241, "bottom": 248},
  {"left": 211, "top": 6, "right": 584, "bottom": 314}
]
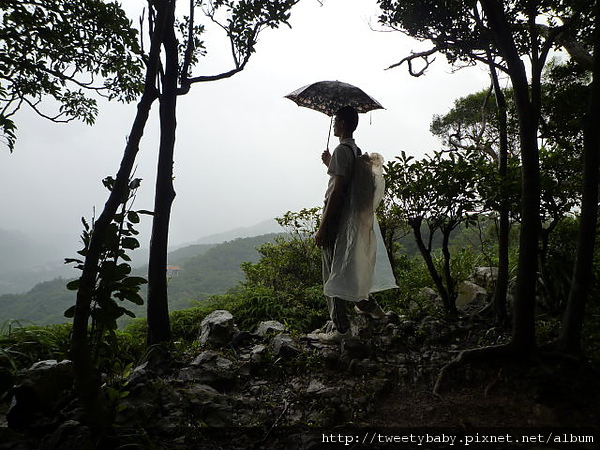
[
  {"left": 481, "top": 0, "right": 540, "bottom": 353},
  {"left": 411, "top": 220, "right": 451, "bottom": 312},
  {"left": 70, "top": 10, "right": 163, "bottom": 429},
  {"left": 508, "top": 75, "right": 540, "bottom": 353},
  {"left": 559, "top": 0, "right": 600, "bottom": 356},
  {"left": 147, "top": 0, "right": 178, "bottom": 346},
  {"left": 485, "top": 55, "right": 511, "bottom": 325},
  {"left": 441, "top": 225, "right": 458, "bottom": 314}
]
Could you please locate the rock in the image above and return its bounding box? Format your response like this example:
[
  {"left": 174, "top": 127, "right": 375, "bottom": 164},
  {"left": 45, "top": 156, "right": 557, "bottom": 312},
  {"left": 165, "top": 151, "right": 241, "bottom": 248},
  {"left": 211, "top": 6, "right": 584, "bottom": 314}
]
[
  {"left": 271, "top": 333, "right": 301, "bottom": 359},
  {"left": 341, "top": 337, "right": 371, "bottom": 360},
  {"left": 7, "top": 360, "right": 74, "bottom": 430},
  {"left": 456, "top": 280, "right": 489, "bottom": 307},
  {"left": 255, "top": 320, "right": 287, "bottom": 337},
  {"left": 471, "top": 266, "right": 499, "bottom": 290},
  {"left": 420, "top": 287, "right": 439, "bottom": 303},
  {"left": 321, "top": 348, "right": 341, "bottom": 371},
  {"left": 231, "top": 330, "right": 258, "bottom": 349},
  {"left": 184, "top": 383, "right": 233, "bottom": 426},
  {"left": 198, "top": 310, "right": 236, "bottom": 347},
  {"left": 348, "top": 359, "right": 379, "bottom": 376},
  {"left": 178, "top": 350, "right": 237, "bottom": 391},
  {"left": 305, "top": 379, "right": 328, "bottom": 394},
  {"left": 250, "top": 344, "right": 267, "bottom": 364}
]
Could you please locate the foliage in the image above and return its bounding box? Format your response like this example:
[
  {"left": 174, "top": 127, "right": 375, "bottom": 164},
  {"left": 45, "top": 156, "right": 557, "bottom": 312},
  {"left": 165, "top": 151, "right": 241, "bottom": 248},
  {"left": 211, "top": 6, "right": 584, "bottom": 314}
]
[
  {"left": 241, "top": 208, "right": 322, "bottom": 295},
  {"left": 0, "top": 278, "right": 77, "bottom": 326},
  {"left": 210, "top": 285, "right": 327, "bottom": 334},
  {"left": 430, "top": 88, "right": 519, "bottom": 158},
  {"left": 424, "top": 82, "right": 586, "bottom": 323},
  {"left": 163, "top": 234, "right": 281, "bottom": 309},
  {"left": 376, "top": 252, "right": 439, "bottom": 316},
  {"left": 0, "top": 0, "right": 143, "bottom": 151},
  {"left": 377, "top": 0, "right": 593, "bottom": 74},
  {"left": 216, "top": 208, "right": 325, "bottom": 333},
  {"left": 0, "top": 321, "right": 72, "bottom": 399},
  {"left": 384, "top": 149, "right": 482, "bottom": 313},
  {"left": 377, "top": 0, "right": 483, "bottom": 68},
  {"left": 65, "top": 177, "right": 150, "bottom": 367}
]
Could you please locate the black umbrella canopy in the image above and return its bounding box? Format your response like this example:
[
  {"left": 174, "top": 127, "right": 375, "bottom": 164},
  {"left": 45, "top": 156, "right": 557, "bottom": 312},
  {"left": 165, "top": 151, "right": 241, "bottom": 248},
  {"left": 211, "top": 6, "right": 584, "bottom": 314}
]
[{"left": 285, "top": 80, "right": 384, "bottom": 116}]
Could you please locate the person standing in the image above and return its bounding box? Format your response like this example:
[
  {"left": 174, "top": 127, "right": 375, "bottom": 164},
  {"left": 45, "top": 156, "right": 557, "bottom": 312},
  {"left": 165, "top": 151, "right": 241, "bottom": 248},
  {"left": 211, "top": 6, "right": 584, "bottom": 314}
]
[{"left": 313, "top": 106, "right": 397, "bottom": 344}]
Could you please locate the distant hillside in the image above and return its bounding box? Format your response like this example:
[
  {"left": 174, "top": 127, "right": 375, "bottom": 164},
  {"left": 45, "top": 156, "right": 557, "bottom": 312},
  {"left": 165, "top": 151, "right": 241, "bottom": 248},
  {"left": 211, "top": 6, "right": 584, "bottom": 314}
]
[
  {"left": 184, "top": 218, "right": 281, "bottom": 245},
  {"left": 0, "top": 219, "right": 282, "bottom": 296},
  {"left": 0, "top": 229, "right": 73, "bottom": 295},
  {"left": 0, "top": 233, "right": 281, "bottom": 327},
  {"left": 131, "top": 233, "right": 281, "bottom": 313}
]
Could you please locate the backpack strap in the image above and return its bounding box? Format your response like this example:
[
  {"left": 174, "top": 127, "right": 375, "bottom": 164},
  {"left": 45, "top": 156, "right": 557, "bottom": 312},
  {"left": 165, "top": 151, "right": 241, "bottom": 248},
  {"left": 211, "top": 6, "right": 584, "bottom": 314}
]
[{"left": 341, "top": 142, "right": 362, "bottom": 157}]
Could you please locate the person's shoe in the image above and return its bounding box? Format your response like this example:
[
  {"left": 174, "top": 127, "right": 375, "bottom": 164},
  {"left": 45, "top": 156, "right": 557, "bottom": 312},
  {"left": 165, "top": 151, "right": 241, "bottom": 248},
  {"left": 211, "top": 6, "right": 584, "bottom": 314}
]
[
  {"left": 311, "top": 329, "right": 350, "bottom": 344},
  {"left": 354, "top": 299, "right": 386, "bottom": 319}
]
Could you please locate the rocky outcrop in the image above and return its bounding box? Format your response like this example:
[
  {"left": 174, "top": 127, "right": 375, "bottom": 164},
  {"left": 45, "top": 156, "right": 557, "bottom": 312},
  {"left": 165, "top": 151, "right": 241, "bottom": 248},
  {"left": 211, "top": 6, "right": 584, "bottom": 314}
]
[
  {"left": 6, "top": 360, "right": 74, "bottom": 431},
  {"left": 2, "top": 310, "right": 506, "bottom": 449},
  {"left": 198, "top": 309, "right": 237, "bottom": 346}
]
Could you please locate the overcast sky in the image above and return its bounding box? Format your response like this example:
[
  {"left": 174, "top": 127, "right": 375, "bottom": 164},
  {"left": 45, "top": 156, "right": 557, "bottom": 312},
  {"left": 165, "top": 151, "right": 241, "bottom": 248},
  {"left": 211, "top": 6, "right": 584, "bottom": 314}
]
[{"left": 0, "top": 0, "right": 491, "bottom": 259}]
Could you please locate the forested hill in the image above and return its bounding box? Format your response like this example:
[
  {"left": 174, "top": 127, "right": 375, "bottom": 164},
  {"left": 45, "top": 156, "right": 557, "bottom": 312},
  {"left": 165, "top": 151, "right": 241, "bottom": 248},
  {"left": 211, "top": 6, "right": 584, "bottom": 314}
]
[{"left": 0, "top": 233, "right": 281, "bottom": 327}]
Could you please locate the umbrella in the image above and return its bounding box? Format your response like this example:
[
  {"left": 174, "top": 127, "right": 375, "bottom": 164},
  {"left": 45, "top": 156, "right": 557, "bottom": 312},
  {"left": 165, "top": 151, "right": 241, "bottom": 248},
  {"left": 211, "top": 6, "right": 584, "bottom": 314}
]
[
  {"left": 285, "top": 80, "right": 384, "bottom": 147},
  {"left": 285, "top": 80, "right": 384, "bottom": 116}
]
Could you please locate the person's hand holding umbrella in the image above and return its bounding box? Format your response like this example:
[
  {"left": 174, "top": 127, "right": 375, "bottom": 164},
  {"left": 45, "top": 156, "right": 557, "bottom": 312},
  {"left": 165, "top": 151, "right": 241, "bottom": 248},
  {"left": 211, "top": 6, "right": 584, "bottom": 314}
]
[{"left": 321, "top": 148, "right": 331, "bottom": 166}]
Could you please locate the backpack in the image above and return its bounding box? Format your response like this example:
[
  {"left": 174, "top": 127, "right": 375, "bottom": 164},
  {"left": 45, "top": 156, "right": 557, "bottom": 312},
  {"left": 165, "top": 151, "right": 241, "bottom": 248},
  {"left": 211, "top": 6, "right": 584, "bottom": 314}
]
[{"left": 342, "top": 144, "right": 385, "bottom": 214}]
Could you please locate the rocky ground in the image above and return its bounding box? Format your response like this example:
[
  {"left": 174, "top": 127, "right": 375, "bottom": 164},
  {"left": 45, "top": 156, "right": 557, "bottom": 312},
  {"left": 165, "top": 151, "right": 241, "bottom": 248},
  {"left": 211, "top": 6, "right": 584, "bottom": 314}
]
[{"left": 1, "top": 307, "right": 599, "bottom": 450}]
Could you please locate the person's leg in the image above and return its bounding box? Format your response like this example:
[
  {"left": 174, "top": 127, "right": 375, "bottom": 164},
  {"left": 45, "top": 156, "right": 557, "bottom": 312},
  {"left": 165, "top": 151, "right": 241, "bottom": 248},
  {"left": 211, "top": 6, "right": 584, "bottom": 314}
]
[
  {"left": 355, "top": 295, "right": 386, "bottom": 319},
  {"left": 326, "top": 296, "right": 350, "bottom": 333},
  {"left": 318, "top": 244, "right": 350, "bottom": 342}
]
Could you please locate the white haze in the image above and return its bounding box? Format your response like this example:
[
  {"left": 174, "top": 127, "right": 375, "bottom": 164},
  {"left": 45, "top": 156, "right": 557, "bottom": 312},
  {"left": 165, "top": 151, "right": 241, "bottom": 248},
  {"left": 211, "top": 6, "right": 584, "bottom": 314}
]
[{"left": 0, "top": 0, "right": 491, "bottom": 281}]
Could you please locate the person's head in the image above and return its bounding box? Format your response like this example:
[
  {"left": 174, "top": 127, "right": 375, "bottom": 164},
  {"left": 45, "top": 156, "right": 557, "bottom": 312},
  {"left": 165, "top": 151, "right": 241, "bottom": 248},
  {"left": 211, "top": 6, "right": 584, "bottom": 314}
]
[{"left": 333, "top": 106, "right": 359, "bottom": 138}]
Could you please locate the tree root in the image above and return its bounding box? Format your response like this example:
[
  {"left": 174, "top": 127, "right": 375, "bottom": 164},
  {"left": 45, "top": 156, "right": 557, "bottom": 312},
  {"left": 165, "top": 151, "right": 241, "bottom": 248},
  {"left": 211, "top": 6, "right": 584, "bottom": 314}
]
[
  {"left": 433, "top": 343, "right": 516, "bottom": 395},
  {"left": 434, "top": 341, "right": 590, "bottom": 395}
]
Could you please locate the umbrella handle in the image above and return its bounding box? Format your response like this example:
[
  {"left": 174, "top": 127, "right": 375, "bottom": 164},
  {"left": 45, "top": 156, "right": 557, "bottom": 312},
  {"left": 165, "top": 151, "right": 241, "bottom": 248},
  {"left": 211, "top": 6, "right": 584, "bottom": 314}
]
[{"left": 326, "top": 115, "right": 333, "bottom": 149}]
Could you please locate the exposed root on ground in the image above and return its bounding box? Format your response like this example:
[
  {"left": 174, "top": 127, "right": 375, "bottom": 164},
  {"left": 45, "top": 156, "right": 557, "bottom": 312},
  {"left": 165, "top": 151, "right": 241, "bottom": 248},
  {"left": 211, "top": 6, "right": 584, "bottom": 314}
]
[{"left": 433, "top": 343, "right": 517, "bottom": 394}]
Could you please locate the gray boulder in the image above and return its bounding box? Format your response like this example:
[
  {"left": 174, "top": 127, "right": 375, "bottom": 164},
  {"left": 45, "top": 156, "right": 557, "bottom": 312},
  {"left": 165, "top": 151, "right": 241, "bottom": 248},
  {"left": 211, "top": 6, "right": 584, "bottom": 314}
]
[
  {"left": 7, "top": 360, "right": 74, "bottom": 430},
  {"left": 198, "top": 309, "right": 236, "bottom": 346},
  {"left": 456, "top": 280, "right": 488, "bottom": 307},
  {"left": 255, "top": 320, "right": 287, "bottom": 337}
]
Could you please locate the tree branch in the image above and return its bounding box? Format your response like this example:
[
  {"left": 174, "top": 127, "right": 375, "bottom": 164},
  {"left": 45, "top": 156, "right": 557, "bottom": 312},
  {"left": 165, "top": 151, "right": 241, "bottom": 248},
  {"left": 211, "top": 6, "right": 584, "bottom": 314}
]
[
  {"left": 538, "top": 22, "right": 594, "bottom": 71},
  {"left": 386, "top": 47, "right": 438, "bottom": 76}
]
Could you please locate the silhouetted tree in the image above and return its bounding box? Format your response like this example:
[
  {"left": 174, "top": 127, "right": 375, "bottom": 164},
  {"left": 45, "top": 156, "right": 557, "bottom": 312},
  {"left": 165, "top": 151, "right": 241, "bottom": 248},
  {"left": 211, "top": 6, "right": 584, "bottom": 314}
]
[{"left": 0, "top": 0, "right": 143, "bottom": 151}]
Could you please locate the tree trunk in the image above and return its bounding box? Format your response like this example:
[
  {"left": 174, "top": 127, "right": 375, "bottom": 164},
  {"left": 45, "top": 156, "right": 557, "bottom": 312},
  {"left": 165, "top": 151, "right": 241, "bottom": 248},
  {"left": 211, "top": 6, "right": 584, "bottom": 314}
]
[
  {"left": 411, "top": 220, "right": 451, "bottom": 312},
  {"left": 441, "top": 224, "right": 458, "bottom": 314},
  {"left": 146, "top": 0, "right": 178, "bottom": 346},
  {"left": 559, "top": 0, "right": 600, "bottom": 356},
  {"left": 490, "top": 65, "right": 510, "bottom": 326},
  {"left": 481, "top": 0, "right": 540, "bottom": 353},
  {"left": 70, "top": 21, "right": 162, "bottom": 430}
]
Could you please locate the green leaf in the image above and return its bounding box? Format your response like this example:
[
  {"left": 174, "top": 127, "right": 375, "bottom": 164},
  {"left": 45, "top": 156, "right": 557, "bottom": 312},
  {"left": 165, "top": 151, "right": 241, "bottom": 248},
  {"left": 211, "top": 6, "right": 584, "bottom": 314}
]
[
  {"left": 127, "top": 211, "right": 140, "bottom": 224},
  {"left": 122, "top": 276, "right": 148, "bottom": 287},
  {"left": 64, "top": 305, "right": 76, "bottom": 318},
  {"left": 121, "top": 237, "right": 139, "bottom": 250},
  {"left": 66, "top": 279, "right": 80, "bottom": 291},
  {"left": 122, "top": 309, "right": 136, "bottom": 318}
]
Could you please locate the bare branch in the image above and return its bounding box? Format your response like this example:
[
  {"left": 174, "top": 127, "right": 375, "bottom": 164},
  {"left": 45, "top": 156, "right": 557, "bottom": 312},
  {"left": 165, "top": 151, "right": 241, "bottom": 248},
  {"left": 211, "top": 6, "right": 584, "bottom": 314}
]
[
  {"left": 386, "top": 48, "right": 438, "bottom": 76},
  {"left": 22, "top": 97, "right": 72, "bottom": 123}
]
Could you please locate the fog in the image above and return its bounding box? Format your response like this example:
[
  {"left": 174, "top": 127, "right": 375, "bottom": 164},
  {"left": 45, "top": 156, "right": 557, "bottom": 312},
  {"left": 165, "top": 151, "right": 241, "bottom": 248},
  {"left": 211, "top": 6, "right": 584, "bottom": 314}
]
[{"left": 0, "top": 0, "right": 491, "bottom": 277}]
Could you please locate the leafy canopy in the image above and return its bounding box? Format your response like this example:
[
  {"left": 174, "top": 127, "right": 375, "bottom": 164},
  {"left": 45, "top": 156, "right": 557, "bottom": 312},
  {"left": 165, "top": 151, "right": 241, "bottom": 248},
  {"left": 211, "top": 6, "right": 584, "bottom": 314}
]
[{"left": 0, "top": 0, "right": 144, "bottom": 151}]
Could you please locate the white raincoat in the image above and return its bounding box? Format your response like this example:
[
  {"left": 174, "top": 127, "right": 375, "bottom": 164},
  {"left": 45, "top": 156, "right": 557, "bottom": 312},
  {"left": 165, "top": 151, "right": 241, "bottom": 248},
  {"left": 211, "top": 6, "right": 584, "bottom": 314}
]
[{"left": 323, "top": 150, "right": 398, "bottom": 301}]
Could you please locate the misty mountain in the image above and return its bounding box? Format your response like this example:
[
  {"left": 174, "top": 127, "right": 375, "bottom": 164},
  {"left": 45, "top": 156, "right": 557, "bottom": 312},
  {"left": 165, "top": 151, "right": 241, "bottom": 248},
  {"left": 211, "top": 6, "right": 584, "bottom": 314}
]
[
  {"left": 0, "top": 228, "right": 74, "bottom": 295},
  {"left": 175, "top": 218, "right": 281, "bottom": 247},
  {"left": 0, "top": 233, "right": 281, "bottom": 327},
  {"left": 0, "top": 219, "right": 283, "bottom": 296}
]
